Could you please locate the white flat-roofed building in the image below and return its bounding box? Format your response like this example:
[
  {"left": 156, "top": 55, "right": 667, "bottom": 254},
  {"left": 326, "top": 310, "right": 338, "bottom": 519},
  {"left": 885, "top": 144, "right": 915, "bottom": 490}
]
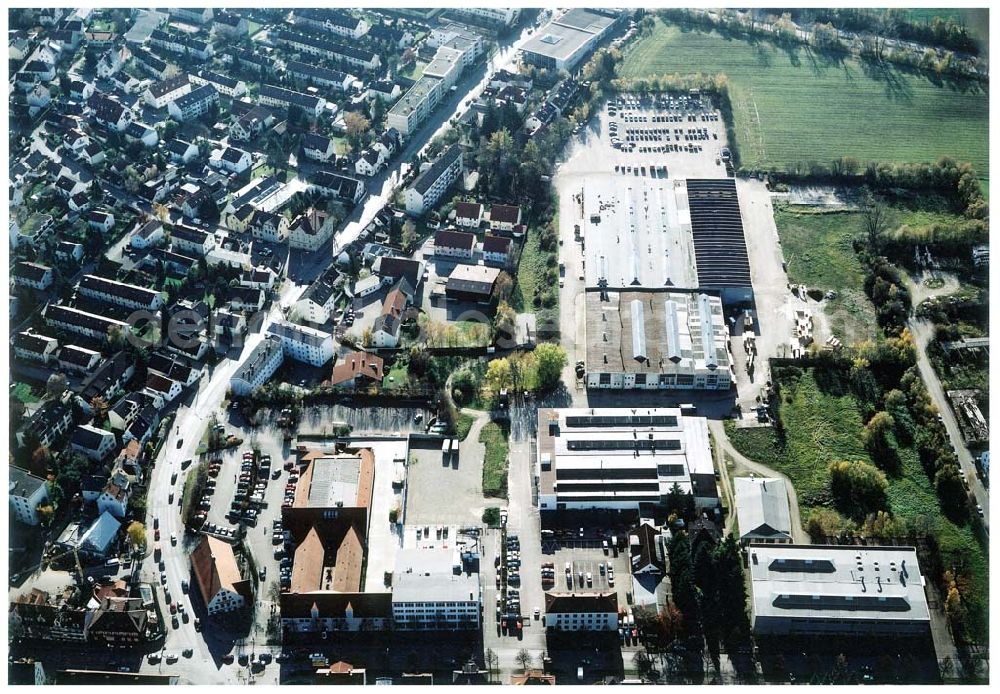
[
  {"left": 734, "top": 476, "right": 793, "bottom": 545},
  {"left": 749, "top": 545, "right": 931, "bottom": 637},
  {"left": 585, "top": 289, "right": 731, "bottom": 391},
  {"left": 267, "top": 319, "right": 334, "bottom": 367},
  {"left": 392, "top": 548, "right": 480, "bottom": 631},
  {"left": 537, "top": 407, "right": 719, "bottom": 512},
  {"left": 387, "top": 76, "right": 443, "bottom": 137},
  {"left": 229, "top": 335, "right": 284, "bottom": 396},
  {"left": 520, "top": 8, "right": 622, "bottom": 72}
]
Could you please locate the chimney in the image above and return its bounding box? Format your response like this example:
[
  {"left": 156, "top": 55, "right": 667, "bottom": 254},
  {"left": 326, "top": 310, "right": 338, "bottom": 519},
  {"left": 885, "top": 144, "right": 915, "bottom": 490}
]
[{"left": 860, "top": 576, "right": 866, "bottom": 593}]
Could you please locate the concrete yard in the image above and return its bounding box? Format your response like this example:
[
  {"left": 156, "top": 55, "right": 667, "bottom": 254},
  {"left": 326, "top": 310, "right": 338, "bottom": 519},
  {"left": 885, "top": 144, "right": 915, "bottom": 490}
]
[{"left": 403, "top": 434, "right": 490, "bottom": 527}]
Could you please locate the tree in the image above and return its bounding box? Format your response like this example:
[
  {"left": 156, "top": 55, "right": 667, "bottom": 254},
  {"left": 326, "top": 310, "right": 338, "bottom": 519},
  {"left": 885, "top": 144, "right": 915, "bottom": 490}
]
[
  {"left": 667, "top": 531, "right": 702, "bottom": 639},
  {"left": 860, "top": 189, "right": 889, "bottom": 256},
  {"left": 127, "top": 521, "right": 147, "bottom": 550},
  {"left": 829, "top": 459, "right": 888, "bottom": 519},
  {"left": 492, "top": 301, "right": 517, "bottom": 345},
  {"left": 45, "top": 372, "right": 68, "bottom": 399},
  {"left": 400, "top": 218, "right": 417, "bottom": 253},
  {"left": 485, "top": 357, "right": 513, "bottom": 393},
  {"left": 344, "top": 112, "right": 370, "bottom": 150},
  {"left": 632, "top": 649, "right": 655, "bottom": 681},
  {"left": 515, "top": 649, "right": 533, "bottom": 671},
  {"left": 534, "top": 343, "right": 567, "bottom": 390},
  {"left": 934, "top": 464, "right": 968, "bottom": 520},
  {"left": 90, "top": 396, "right": 109, "bottom": 424}
]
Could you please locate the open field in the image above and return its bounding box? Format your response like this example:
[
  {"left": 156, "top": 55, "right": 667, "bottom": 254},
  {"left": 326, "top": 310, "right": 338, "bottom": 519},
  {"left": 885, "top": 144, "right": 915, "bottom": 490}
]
[
  {"left": 727, "top": 367, "right": 988, "bottom": 641},
  {"left": 619, "top": 19, "right": 989, "bottom": 181}
]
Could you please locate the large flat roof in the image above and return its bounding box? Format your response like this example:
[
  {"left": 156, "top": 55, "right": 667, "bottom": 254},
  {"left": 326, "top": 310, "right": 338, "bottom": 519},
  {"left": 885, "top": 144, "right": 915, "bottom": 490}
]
[
  {"left": 749, "top": 545, "right": 930, "bottom": 625},
  {"left": 582, "top": 175, "right": 697, "bottom": 289},
  {"left": 686, "top": 179, "right": 752, "bottom": 288},
  {"left": 392, "top": 548, "right": 479, "bottom": 604},
  {"left": 521, "top": 22, "right": 595, "bottom": 62},
  {"left": 585, "top": 289, "right": 730, "bottom": 376},
  {"left": 537, "top": 407, "right": 714, "bottom": 501}
]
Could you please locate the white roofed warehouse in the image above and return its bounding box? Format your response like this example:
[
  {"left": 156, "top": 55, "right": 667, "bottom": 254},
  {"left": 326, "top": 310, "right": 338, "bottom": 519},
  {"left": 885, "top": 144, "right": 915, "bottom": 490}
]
[
  {"left": 537, "top": 407, "right": 719, "bottom": 512},
  {"left": 748, "top": 545, "right": 931, "bottom": 637}
]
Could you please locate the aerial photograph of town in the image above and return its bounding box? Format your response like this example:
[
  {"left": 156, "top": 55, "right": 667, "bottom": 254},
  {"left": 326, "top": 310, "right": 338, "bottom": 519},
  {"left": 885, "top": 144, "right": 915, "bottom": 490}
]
[{"left": 5, "top": 4, "right": 991, "bottom": 686}]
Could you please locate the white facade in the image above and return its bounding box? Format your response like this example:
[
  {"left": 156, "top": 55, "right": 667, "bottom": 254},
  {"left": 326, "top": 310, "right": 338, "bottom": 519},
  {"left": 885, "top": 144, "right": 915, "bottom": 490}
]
[
  {"left": 404, "top": 145, "right": 463, "bottom": 215},
  {"left": 452, "top": 8, "right": 521, "bottom": 25},
  {"left": 392, "top": 549, "right": 481, "bottom": 631},
  {"left": 229, "top": 336, "right": 284, "bottom": 396},
  {"left": 9, "top": 468, "right": 49, "bottom": 526},
  {"left": 267, "top": 320, "right": 334, "bottom": 367}
]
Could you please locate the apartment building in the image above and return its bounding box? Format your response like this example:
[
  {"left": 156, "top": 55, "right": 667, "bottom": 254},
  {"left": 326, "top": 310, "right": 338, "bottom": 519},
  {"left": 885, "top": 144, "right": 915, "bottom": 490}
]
[
  {"left": 258, "top": 83, "right": 326, "bottom": 119},
  {"left": 229, "top": 335, "right": 284, "bottom": 396},
  {"left": 167, "top": 84, "right": 218, "bottom": 122},
  {"left": 404, "top": 144, "right": 463, "bottom": 215},
  {"left": 267, "top": 320, "right": 334, "bottom": 367},
  {"left": 78, "top": 275, "right": 163, "bottom": 312}
]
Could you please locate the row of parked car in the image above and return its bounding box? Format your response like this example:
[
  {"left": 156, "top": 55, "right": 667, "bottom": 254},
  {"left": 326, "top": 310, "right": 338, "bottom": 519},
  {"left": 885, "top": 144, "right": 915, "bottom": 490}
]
[{"left": 227, "top": 451, "right": 271, "bottom": 525}]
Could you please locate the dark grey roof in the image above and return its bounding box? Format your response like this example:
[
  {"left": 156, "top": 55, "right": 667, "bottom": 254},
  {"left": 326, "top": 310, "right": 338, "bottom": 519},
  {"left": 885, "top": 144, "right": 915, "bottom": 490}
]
[
  {"left": 259, "top": 84, "right": 322, "bottom": 110},
  {"left": 410, "top": 144, "right": 462, "bottom": 195},
  {"left": 71, "top": 425, "right": 111, "bottom": 451},
  {"left": 302, "top": 132, "right": 332, "bottom": 152},
  {"left": 165, "top": 138, "right": 195, "bottom": 155},
  {"left": 13, "top": 330, "right": 55, "bottom": 354},
  {"left": 274, "top": 29, "right": 377, "bottom": 65},
  {"left": 221, "top": 146, "right": 249, "bottom": 164},
  {"left": 150, "top": 29, "right": 209, "bottom": 53},
  {"left": 173, "top": 84, "right": 218, "bottom": 111},
  {"left": 685, "top": 179, "right": 752, "bottom": 288},
  {"left": 293, "top": 8, "right": 363, "bottom": 31},
  {"left": 285, "top": 61, "right": 351, "bottom": 86},
  {"left": 59, "top": 344, "right": 100, "bottom": 367},
  {"left": 197, "top": 69, "right": 240, "bottom": 90},
  {"left": 10, "top": 466, "right": 47, "bottom": 499},
  {"left": 80, "top": 274, "right": 160, "bottom": 306},
  {"left": 147, "top": 74, "right": 189, "bottom": 99},
  {"left": 14, "top": 261, "right": 51, "bottom": 283}
]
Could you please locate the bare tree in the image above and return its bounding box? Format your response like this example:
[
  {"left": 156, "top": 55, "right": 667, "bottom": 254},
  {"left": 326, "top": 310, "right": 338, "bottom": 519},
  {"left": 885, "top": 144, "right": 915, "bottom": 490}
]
[
  {"left": 515, "top": 648, "right": 533, "bottom": 671},
  {"left": 860, "top": 189, "right": 889, "bottom": 256}
]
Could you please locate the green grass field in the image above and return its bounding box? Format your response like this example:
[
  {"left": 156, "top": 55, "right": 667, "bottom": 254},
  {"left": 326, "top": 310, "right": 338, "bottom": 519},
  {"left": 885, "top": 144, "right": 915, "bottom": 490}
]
[
  {"left": 480, "top": 421, "right": 510, "bottom": 498},
  {"left": 620, "top": 19, "right": 989, "bottom": 180},
  {"left": 727, "top": 368, "right": 988, "bottom": 641}
]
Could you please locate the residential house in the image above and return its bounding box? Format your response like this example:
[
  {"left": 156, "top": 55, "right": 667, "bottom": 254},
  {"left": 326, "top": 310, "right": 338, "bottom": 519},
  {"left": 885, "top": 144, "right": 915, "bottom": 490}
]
[
  {"left": 454, "top": 201, "right": 484, "bottom": 228},
  {"left": 78, "top": 275, "right": 163, "bottom": 312},
  {"left": 329, "top": 351, "right": 384, "bottom": 388},
  {"left": 96, "top": 47, "right": 127, "bottom": 79},
  {"left": 189, "top": 536, "right": 253, "bottom": 614},
  {"left": 309, "top": 170, "right": 366, "bottom": 204},
  {"left": 258, "top": 84, "right": 325, "bottom": 120},
  {"left": 13, "top": 261, "right": 54, "bottom": 290},
  {"left": 240, "top": 267, "right": 277, "bottom": 290},
  {"left": 169, "top": 7, "right": 213, "bottom": 24},
  {"left": 434, "top": 229, "right": 476, "bottom": 261},
  {"left": 229, "top": 287, "right": 265, "bottom": 313},
  {"left": 12, "top": 330, "right": 58, "bottom": 364},
  {"left": 229, "top": 103, "right": 275, "bottom": 142},
  {"left": 165, "top": 138, "right": 199, "bottom": 164},
  {"left": 445, "top": 264, "right": 501, "bottom": 305},
  {"left": 70, "top": 424, "right": 118, "bottom": 462},
  {"left": 89, "top": 93, "right": 133, "bottom": 132},
  {"left": 144, "top": 373, "right": 183, "bottom": 404},
  {"left": 149, "top": 29, "right": 213, "bottom": 60},
  {"left": 302, "top": 133, "right": 336, "bottom": 163},
  {"left": 86, "top": 210, "right": 115, "bottom": 234},
  {"left": 130, "top": 219, "right": 166, "bottom": 249},
  {"left": 76, "top": 352, "right": 135, "bottom": 406},
  {"left": 167, "top": 84, "right": 218, "bottom": 122},
  {"left": 288, "top": 208, "right": 335, "bottom": 252},
  {"left": 267, "top": 320, "right": 335, "bottom": 367},
  {"left": 229, "top": 335, "right": 284, "bottom": 396},
  {"left": 404, "top": 144, "right": 463, "bottom": 215},
  {"left": 211, "top": 146, "right": 253, "bottom": 175},
  {"left": 96, "top": 476, "right": 129, "bottom": 519},
  {"left": 372, "top": 282, "right": 410, "bottom": 348},
  {"left": 482, "top": 234, "right": 512, "bottom": 268},
  {"left": 190, "top": 70, "right": 246, "bottom": 98},
  {"left": 57, "top": 345, "right": 102, "bottom": 374},
  {"left": 291, "top": 9, "right": 370, "bottom": 39},
  {"left": 285, "top": 61, "right": 355, "bottom": 91},
  {"left": 67, "top": 192, "right": 92, "bottom": 213},
  {"left": 250, "top": 210, "right": 289, "bottom": 243},
  {"left": 488, "top": 204, "right": 522, "bottom": 232},
  {"left": 354, "top": 149, "right": 382, "bottom": 177},
  {"left": 143, "top": 74, "right": 191, "bottom": 109},
  {"left": 214, "top": 11, "right": 249, "bottom": 38},
  {"left": 629, "top": 520, "right": 667, "bottom": 576},
  {"left": 44, "top": 304, "right": 129, "bottom": 342},
  {"left": 367, "top": 79, "right": 401, "bottom": 102},
  {"left": 16, "top": 400, "right": 74, "bottom": 449},
  {"left": 293, "top": 265, "right": 341, "bottom": 325},
  {"left": 273, "top": 30, "right": 380, "bottom": 71},
  {"left": 10, "top": 467, "right": 50, "bottom": 526},
  {"left": 132, "top": 47, "right": 173, "bottom": 80},
  {"left": 372, "top": 256, "right": 424, "bottom": 290}
]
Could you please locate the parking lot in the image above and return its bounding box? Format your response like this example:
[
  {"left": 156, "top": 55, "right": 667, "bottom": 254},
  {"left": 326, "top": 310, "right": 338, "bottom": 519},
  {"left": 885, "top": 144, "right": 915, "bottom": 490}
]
[
  {"left": 404, "top": 437, "right": 489, "bottom": 526},
  {"left": 297, "top": 403, "right": 432, "bottom": 437}
]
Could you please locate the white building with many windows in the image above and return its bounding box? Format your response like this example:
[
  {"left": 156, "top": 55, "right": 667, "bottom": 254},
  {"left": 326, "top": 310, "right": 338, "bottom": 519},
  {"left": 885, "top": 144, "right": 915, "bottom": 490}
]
[
  {"left": 392, "top": 549, "right": 480, "bottom": 631},
  {"left": 229, "top": 335, "right": 284, "bottom": 396},
  {"left": 537, "top": 407, "right": 719, "bottom": 512},
  {"left": 404, "top": 144, "right": 463, "bottom": 215},
  {"left": 9, "top": 466, "right": 49, "bottom": 526},
  {"left": 267, "top": 320, "right": 334, "bottom": 367},
  {"left": 544, "top": 593, "right": 618, "bottom": 631}
]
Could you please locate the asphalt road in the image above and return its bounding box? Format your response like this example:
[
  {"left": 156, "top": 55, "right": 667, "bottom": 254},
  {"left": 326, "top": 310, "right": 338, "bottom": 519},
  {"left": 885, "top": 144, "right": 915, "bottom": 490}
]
[
  {"left": 139, "top": 279, "right": 305, "bottom": 682},
  {"left": 910, "top": 318, "right": 989, "bottom": 530}
]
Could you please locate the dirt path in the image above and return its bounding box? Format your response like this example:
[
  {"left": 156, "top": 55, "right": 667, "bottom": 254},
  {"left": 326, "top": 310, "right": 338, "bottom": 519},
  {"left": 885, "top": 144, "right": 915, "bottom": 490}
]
[{"left": 708, "top": 419, "right": 810, "bottom": 544}]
